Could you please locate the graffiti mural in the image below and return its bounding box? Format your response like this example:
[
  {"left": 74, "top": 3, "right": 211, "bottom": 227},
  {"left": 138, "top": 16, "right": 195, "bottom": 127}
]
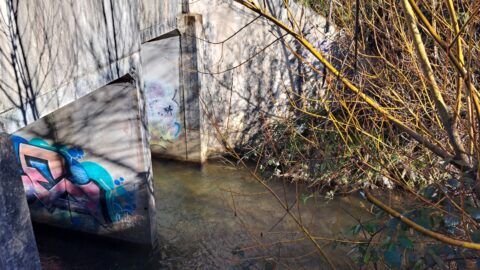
[
  {"left": 145, "top": 81, "right": 182, "bottom": 146},
  {"left": 12, "top": 135, "right": 136, "bottom": 226}
]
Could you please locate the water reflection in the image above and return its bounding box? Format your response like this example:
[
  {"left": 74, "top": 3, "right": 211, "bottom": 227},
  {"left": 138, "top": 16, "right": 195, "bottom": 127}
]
[{"left": 36, "top": 159, "right": 372, "bottom": 269}]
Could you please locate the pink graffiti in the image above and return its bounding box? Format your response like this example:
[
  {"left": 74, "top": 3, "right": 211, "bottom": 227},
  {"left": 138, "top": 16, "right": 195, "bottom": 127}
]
[{"left": 19, "top": 143, "right": 107, "bottom": 224}]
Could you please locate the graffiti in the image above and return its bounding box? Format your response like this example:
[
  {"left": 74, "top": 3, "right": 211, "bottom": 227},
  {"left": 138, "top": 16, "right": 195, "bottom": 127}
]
[
  {"left": 163, "top": 105, "right": 173, "bottom": 115},
  {"left": 145, "top": 81, "right": 182, "bottom": 145},
  {"left": 12, "top": 135, "right": 136, "bottom": 226}
]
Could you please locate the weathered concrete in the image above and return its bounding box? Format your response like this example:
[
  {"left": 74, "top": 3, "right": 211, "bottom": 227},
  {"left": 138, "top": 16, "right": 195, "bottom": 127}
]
[
  {"left": 190, "top": 0, "right": 334, "bottom": 157},
  {"left": 141, "top": 0, "right": 180, "bottom": 42},
  {"left": 0, "top": 0, "right": 156, "bottom": 245},
  {"left": 0, "top": 0, "right": 166, "bottom": 249},
  {"left": 178, "top": 13, "right": 206, "bottom": 163},
  {"left": 142, "top": 34, "right": 187, "bottom": 161},
  {"left": 0, "top": 133, "right": 41, "bottom": 270},
  {"left": 1, "top": 0, "right": 332, "bottom": 164},
  {"left": 14, "top": 78, "right": 156, "bottom": 245},
  {"left": 142, "top": 14, "right": 207, "bottom": 163},
  {"left": 0, "top": 0, "right": 142, "bottom": 133},
  {"left": 140, "top": 0, "right": 333, "bottom": 161}
]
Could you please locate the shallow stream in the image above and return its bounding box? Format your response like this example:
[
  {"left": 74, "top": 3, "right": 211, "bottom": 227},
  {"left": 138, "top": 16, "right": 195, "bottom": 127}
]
[{"left": 36, "top": 159, "right": 373, "bottom": 269}]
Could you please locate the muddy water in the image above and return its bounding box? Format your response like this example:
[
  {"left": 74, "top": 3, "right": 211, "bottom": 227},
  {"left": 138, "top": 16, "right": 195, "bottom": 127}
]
[{"left": 36, "top": 160, "right": 373, "bottom": 269}]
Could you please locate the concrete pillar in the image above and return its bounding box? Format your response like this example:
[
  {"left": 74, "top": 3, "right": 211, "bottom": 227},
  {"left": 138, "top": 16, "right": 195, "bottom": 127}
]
[
  {"left": 14, "top": 78, "right": 156, "bottom": 246},
  {"left": 0, "top": 133, "right": 41, "bottom": 270},
  {"left": 177, "top": 14, "right": 206, "bottom": 163}
]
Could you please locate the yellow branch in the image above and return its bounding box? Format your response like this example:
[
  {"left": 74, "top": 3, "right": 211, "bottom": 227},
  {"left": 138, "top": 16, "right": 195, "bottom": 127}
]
[
  {"left": 407, "top": 0, "right": 480, "bottom": 124},
  {"left": 233, "top": 0, "right": 453, "bottom": 163},
  {"left": 401, "top": 0, "right": 469, "bottom": 166},
  {"left": 364, "top": 190, "right": 480, "bottom": 250},
  {"left": 446, "top": 0, "right": 463, "bottom": 126}
]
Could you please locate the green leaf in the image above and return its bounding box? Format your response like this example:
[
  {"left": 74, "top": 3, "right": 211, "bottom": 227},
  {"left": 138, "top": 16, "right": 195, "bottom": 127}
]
[
  {"left": 363, "top": 223, "right": 379, "bottom": 234},
  {"left": 363, "top": 248, "right": 372, "bottom": 264},
  {"left": 471, "top": 230, "right": 480, "bottom": 243},
  {"left": 398, "top": 234, "right": 413, "bottom": 249},
  {"left": 422, "top": 185, "right": 438, "bottom": 201},
  {"left": 466, "top": 207, "right": 480, "bottom": 221},
  {"left": 351, "top": 224, "right": 362, "bottom": 236},
  {"left": 300, "top": 193, "right": 313, "bottom": 204},
  {"left": 383, "top": 246, "right": 402, "bottom": 268},
  {"left": 443, "top": 215, "right": 460, "bottom": 228},
  {"left": 446, "top": 178, "right": 460, "bottom": 190}
]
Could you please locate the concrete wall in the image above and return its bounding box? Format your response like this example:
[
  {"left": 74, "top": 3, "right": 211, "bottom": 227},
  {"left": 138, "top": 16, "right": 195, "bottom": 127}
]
[
  {"left": 0, "top": 0, "right": 141, "bottom": 133},
  {"left": 141, "top": 0, "right": 180, "bottom": 42},
  {"left": 191, "top": 0, "right": 333, "bottom": 157},
  {"left": 0, "top": 0, "right": 332, "bottom": 158},
  {"left": 0, "top": 133, "right": 41, "bottom": 269},
  {"left": 141, "top": 36, "right": 188, "bottom": 161},
  {"left": 1, "top": 0, "right": 332, "bottom": 163},
  {"left": 139, "top": 1, "right": 333, "bottom": 161},
  {"left": 14, "top": 79, "right": 155, "bottom": 245},
  {"left": 0, "top": 0, "right": 156, "bottom": 245},
  {"left": 140, "top": 15, "right": 207, "bottom": 163}
]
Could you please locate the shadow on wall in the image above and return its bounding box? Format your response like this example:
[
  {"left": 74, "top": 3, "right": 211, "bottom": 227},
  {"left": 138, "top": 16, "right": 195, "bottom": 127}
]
[
  {"left": 0, "top": 0, "right": 155, "bottom": 243},
  {"left": 140, "top": 0, "right": 180, "bottom": 41},
  {"left": 12, "top": 76, "right": 154, "bottom": 243},
  {"left": 0, "top": 0, "right": 141, "bottom": 133},
  {"left": 141, "top": 33, "right": 186, "bottom": 160},
  {"left": 187, "top": 0, "right": 334, "bottom": 156}
]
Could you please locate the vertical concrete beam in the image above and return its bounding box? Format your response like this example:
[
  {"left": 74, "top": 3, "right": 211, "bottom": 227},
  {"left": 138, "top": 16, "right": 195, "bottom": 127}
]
[
  {"left": 0, "top": 133, "right": 41, "bottom": 270},
  {"left": 131, "top": 66, "right": 158, "bottom": 247},
  {"left": 15, "top": 77, "right": 157, "bottom": 246},
  {"left": 177, "top": 14, "right": 206, "bottom": 163}
]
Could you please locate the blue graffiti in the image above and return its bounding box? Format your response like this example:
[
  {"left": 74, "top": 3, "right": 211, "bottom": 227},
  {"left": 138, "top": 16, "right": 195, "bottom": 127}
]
[
  {"left": 174, "top": 122, "right": 181, "bottom": 138},
  {"left": 12, "top": 135, "right": 136, "bottom": 225}
]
